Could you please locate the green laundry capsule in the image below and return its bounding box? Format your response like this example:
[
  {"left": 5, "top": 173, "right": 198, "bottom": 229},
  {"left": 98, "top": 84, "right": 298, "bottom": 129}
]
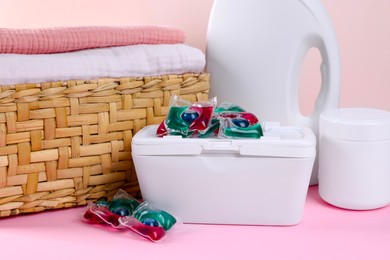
[
  {"left": 166, "top": 106, "right": 190, "bottom": 132},
  {"left": 223, "top": 123, "right": 263, "bottom": 139},
  {"left": 108, "top": 198, "right": 140, "bottom": 216},
  {"left": 133, "top": 204, "right": 177, "bottom": 231}
]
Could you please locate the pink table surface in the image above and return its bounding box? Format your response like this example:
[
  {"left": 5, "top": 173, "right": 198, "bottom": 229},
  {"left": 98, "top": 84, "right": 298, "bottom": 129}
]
[{"left": 1, "top": 186, "right": 389, "bottom": 260}]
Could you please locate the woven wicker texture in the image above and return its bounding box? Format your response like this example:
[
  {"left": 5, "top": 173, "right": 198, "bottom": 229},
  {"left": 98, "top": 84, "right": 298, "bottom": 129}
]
[{"left": 0, "top": 73, "right": 209, "bottom": 217}]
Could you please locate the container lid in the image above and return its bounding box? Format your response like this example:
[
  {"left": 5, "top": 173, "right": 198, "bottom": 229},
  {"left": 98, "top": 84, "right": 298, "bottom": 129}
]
[
  {"left": 131, "top": 123, "right": 316, "bottom": 158},
  {"left": 320, "top": 108, "right": 390, "bottom": 141}
]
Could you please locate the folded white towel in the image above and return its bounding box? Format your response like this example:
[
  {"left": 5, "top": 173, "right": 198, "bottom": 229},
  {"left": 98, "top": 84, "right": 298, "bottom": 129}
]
[{"left": 0, "top": 44, "right": 205, "bottom": 85}]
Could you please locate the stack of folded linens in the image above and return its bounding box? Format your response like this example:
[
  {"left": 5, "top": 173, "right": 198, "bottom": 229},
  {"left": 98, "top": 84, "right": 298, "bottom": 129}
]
[{"left": 0, "top": 25, "right": 210, "bottom": 217}]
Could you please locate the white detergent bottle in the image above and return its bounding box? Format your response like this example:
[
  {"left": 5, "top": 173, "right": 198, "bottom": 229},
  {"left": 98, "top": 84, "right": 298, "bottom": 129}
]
[{"left": 206, "top": 0, "right": 340, "bottom": 185}]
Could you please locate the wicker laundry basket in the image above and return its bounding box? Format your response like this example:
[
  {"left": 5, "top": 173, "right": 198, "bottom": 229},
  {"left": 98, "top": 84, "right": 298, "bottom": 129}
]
[{"left": 0, "top": 73, "right": 209, "bottom": 217}]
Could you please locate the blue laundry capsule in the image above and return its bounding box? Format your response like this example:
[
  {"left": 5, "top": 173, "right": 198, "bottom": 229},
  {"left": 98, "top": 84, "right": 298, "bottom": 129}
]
[
  {"left": 181, "top": 110, "right": 199, "bottom": 123},
  {"left": 142, "top": 218, "right": 160, "bottom": 227},
  {"left": 232, "top": 118, "right": 250, "bottom": 128},
  {"left": 111, "top": 207, "right": 130, "bottom": 217}
]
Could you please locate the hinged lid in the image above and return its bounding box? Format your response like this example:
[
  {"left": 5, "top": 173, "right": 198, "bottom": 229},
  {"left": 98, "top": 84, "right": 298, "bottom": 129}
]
[{"left": 132, "top": 124, "right": 316, "bottom": 158}]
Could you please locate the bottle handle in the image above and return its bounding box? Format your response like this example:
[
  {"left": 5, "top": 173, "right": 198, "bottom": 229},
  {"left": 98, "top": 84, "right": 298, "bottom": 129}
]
[{"left": 288, "top": 27, "right": 340, "bottom": 132}]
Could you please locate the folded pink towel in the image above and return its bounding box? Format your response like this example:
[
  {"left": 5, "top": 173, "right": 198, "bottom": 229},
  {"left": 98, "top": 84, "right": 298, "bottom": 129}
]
[{"left": 0, "top": 25, "right": 186, "bottom": 54}]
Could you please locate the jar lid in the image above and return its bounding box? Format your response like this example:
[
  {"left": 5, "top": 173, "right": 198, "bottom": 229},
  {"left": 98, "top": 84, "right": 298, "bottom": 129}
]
[{"left": 320, "top": 108, "right": 390, "bottom": 141}]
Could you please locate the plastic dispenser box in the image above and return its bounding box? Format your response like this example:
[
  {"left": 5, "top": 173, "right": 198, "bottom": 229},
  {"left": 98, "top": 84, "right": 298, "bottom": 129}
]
[{"left": 131, "top": 123, "right": 316, "bottom": 225}]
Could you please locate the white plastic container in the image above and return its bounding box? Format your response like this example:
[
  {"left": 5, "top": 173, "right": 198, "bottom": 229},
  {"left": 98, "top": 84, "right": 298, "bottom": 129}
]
[
  {"left": 318, "top": 108, "right": 390, "bottom": 210},
  {"left": 132, "top": 123, "right": 316, "bottom": 225}
]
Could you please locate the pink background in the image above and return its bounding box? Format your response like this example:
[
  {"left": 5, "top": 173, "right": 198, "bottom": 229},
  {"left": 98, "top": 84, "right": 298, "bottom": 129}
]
[{"left": 1, "top": 0, "right": 389, "bottom": 115}]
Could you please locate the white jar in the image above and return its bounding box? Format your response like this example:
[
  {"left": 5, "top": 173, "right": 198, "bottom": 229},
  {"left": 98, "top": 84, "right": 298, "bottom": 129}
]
[{"left": 318, "top": 108, "right": 390, "bottom": 210}]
